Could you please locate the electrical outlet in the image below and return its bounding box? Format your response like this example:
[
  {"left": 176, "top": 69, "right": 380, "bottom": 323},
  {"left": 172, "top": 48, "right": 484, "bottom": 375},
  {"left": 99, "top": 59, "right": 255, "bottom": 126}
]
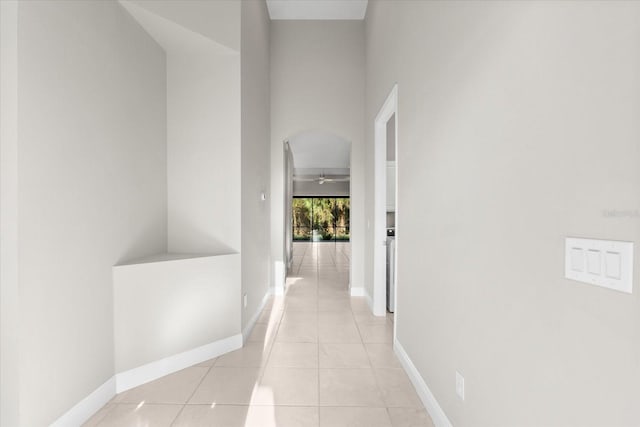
[
  {"left": 243, "top": 293, "right": 247, "bottom": 308},
  {"left": 456, "top": 371, "right": 465, "bottom": 401}
]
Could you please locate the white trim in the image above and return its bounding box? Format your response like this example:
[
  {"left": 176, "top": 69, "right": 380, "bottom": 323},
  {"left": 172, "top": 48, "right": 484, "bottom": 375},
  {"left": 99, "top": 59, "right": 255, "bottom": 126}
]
[
  {"left": 350, "top": 287, "right": 366, "bottom": 297},
  {"left": 273, "top": 260, "right": 286, "bottom": 296},
  {"left": 365, "top": 291, "right": 374, "bottom": 312},
  {"left": 51, "top": 334, "right": 243, "bottom": 426},
  {"left": 50, "top": 377, "right": 116, "bottom": 427},
  {"left": 373, "top": 84, "right": 398, "bottom": 316},
  {"left": 394, "top": 339, "right": 453, "bottom": 427},
  {"left": 242, "top": 290, "right": 273, "bottom": 343},
  {"left": 115, "top": 334, "right": 242, "bottom": 393}
]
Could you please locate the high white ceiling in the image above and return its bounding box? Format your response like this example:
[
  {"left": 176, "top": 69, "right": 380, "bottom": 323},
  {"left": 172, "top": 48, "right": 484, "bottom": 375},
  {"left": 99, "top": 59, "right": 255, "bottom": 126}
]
[
  {"left": 266, "top": 0, "right": 368, "bottom": 20},
  {"left": 288, "top": 131, "right": 350, "bottom": 174}
]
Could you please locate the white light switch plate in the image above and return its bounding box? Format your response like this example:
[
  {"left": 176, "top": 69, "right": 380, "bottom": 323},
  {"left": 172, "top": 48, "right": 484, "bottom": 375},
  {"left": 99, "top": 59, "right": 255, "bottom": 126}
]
[{"left": 565, "top": 237, "right": 634, "bottom": 294}]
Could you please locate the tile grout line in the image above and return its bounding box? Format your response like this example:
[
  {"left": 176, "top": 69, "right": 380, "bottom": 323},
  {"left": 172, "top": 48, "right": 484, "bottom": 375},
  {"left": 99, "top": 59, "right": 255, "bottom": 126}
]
[
  {"left": 169, "top": 362, "right": 216, "bottom": 426},
  {"left": 258, "top": 283, "right": 287, "bottom": 386},
  {"left": 86, "top": 402, "right": 116, "bottom": 427},
  {"left": 173, "top": 264, "right": 292, "bottom": 425},
  {"left": 350, "top": 248, "right": 394, "bottom": 426}
]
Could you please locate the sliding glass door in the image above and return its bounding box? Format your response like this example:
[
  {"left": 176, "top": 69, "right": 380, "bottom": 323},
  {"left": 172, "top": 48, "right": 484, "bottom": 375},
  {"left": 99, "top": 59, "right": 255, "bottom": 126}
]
[{"left": 292, "top": 197, "right": 350, "bottom": 242}]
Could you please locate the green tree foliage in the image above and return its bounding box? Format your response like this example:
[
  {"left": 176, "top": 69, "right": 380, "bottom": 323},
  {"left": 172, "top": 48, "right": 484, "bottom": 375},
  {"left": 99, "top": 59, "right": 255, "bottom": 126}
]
[{"left": 292, "top": 197, "right": 350, "bottom": 241}]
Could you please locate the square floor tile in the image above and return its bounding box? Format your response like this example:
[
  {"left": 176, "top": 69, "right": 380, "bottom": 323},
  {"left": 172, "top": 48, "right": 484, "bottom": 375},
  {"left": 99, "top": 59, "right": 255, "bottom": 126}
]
[
  {"left": 248, "top": 323, "right": 278, "bottom": 344},
  {"left": 374, "top": 368, "right": 424, "bottom": 408},
  {"left": 319, "top": 343, "right": 370, "bottom": 368},
  {"left": 354, "top": 312, "right": 390, "bottom": 325},
  {"left": 318, "top": 321, "right": 362, "bottom": 343},
  {"left": 387, "top": 407, "right": 435, "bottom": 427},
  {"left": 319, "top": 368, "right": 384, "bottom": 407},
  {"left": 350, "top": 298, "right": 371, "bottom": 313},
  {"left": 175, "top": 405, "right": 320, "bottom": 427},
  {"left": 285, "top": 297, "right": 319, "bottom": 312},
  {"left": 318, "top": 312, "right": 354, "bottom": 324},
  {"left": 257, "top": 309, "right": 283, "bottom": 325},
  {"left": 268, "top": 342, "right": 318, "bottom": 368},
  {"left": 365, "top": 343, "right": 401, "bottom": 368},
  {"left": 276, "top": 321, "right": 318, "bottom": 343},
  {"left": 114, "top": 367, "right": 208, "bottom": 404},
  {"left": 281, "top": 311, "right": 318, "bottom": 324},
  {"left": 189, "top": 367, "right": 261, "bottom": 405},
  {"left": 318, "top": 297, "right": 352, "bottom": 312},
  {"left": 357, "top": 322, "right": 393, "bottom": 343},
  {"left": 172, "top": 405, "right": 249, "bottom": 427},
  {"left": 215, "top": 342, "right": 271, "bottom": 367},
  {"left": 319, "top": 407, "right": 392, "bottom": 427},
  {"left": 256, "top": 368, "right": 319, "bottom": 406},
  {"left": 82, "top": 403, "right": 115, "bottom": 427},
  {"left": 90, "top": 403, "right": 181, "bottom": 427},
  {"left": 245, "top": 406, "right": 319, "bottom": 427},
  {"left": 318, "top": 287, "right": 347, "bottom": 298}
]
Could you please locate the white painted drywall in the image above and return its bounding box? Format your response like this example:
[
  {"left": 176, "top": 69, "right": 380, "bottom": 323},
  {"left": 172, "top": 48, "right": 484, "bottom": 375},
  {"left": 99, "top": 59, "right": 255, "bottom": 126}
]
[
  {"left": 270, "top": 20, "right": 365, "bottom": 291},
  {"left": 121, "top": 0, "right": 242, "bottom": 256},
  {"left": 241, "top": 0, "right": 272, "bottom": 329},
  {"left": 15, "top": 1, "right": 167, "bottom": 425},
  {"left": 113, "top": 254, "right": 240, "bottom": 372},
  {"left": 366, "top": 1, "right": 640, "bottom": 425},
  {"left": 167, "top": 51, "right": 241, "bottom": 254},
  {"left": 127, "top": 0, "right": 240, "bottom": 52},
  {"left": 266, "top": 0, "right": 368, "bottom": 20},
  {"left": 293, "top": 181, "right": 350, "bottom": 197},
  {"left": 0, "top": 2, "right": 19, "bottom": 425},
  {"left": 288, "top": 130, "right": 351, "bottom": 170}
]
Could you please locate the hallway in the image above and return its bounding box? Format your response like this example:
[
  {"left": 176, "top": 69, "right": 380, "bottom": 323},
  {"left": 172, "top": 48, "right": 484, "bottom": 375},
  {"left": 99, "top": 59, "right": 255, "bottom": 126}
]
[{"left": 84, "top": 242, "right": 433, "bottom": 426}]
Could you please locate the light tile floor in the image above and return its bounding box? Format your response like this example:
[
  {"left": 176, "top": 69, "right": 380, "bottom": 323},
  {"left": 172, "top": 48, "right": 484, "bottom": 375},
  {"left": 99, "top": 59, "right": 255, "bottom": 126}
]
[{"left": 84, "top": 242, "right": 434, "bottom": 427}]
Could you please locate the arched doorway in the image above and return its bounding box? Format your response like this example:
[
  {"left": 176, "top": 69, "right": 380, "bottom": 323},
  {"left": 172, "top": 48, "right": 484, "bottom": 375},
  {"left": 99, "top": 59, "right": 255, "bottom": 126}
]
[{"left": 283, "top": 130, "right": 352, "bottom": 290}]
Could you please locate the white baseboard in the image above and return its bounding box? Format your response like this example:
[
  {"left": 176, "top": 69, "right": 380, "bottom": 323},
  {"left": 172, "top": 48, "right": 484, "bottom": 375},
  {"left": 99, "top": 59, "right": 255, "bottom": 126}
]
[
  {"left": 242, "top": 289, "right": 272, "bottom": 343},
  {"left": 273, "top": 285, "right": 285, "bottom": 296},
  {"left": 365, "top": 289, "right": 373, "bottom": 311},
  {"left": 52, "top": 334, "right": 243, "bottom": 426},
  {"left": 115, "top": 334, "right": 242, "bottom": 393},
  {"left": 350, "top": 287, "right": 365, "bottom": 296},
  {"left": 394, "top": 339, "right": 453, "bottom": 427},
  {"left": 50, "top": 377, "right": 116, "bottom": 427}
]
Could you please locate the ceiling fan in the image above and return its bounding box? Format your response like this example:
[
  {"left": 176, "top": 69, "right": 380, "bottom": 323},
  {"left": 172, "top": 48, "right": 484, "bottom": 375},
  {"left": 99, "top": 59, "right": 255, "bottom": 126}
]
[{"left": 293, "top": 172, "right": 350, "bottom": 185}]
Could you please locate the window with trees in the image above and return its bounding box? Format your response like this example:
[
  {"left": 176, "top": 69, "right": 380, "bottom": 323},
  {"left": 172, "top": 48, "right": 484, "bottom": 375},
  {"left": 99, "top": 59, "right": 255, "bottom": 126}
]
[{"left": 292, "top": 197, "right": 350, "bottom": 241}]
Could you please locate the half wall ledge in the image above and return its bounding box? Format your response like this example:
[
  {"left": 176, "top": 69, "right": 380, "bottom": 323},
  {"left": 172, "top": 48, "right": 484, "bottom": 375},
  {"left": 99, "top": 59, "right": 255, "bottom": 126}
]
[{"left": 112, "top": 252, "right": 241, "bottom": 389}]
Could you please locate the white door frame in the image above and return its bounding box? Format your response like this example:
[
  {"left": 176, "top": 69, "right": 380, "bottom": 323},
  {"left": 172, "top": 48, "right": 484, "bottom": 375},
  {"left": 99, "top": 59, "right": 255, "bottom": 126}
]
[{"left": 373, "top": 84, "right": 398, "bottom": 317}]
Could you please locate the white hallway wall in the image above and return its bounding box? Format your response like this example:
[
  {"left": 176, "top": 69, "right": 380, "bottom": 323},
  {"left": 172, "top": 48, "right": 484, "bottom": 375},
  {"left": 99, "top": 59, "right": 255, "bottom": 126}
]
[
  {"left": 166, "top": 50, "right": 241, "bottom": 254},
  {"left": 270, "top": 20, "right": 365, "bottom": 291},
  {"left": 293, "top": 181, "right": 350, "bottom": 198},
  {"left": 124, "top": 0, "right": 243, "bottom": 256},
  {"left": 0, "top": 0, "right": 274, "bottom": 424},
  {"left": 241, "top": 0, "right": 272, "bottom": 330},
  {"left": 0, "top": 2, "right": 19, "bottom": 425},
  {"left": 366, "top": 1, "right": 640, "bottom": 426},
  {"left": 6, "top": 1, "right": 168, "bottom": 425}
]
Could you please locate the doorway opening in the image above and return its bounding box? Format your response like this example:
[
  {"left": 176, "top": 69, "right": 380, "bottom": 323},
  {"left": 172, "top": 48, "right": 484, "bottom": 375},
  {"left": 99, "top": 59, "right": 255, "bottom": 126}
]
[
  {"left": 283, "top": 131, "right": 352, "bottom": 290},
  {"left": 373, "top": 85, "right": 398, "bottom": 323}
]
